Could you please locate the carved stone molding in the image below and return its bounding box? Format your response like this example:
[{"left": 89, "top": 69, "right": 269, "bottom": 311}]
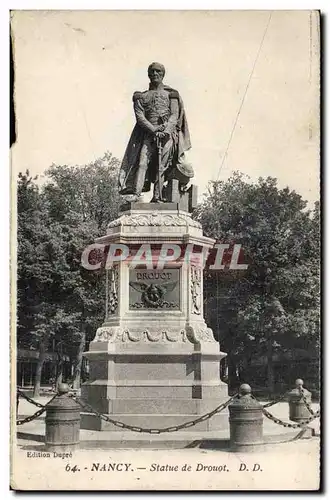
[
  {"left": 185, "top": 324, "right": 216, "bottom": 343},
  {"left": 94, "top": 324, "right": 216, "bottom": 344},
  {"left": 190, "top": 267, "right": 202, "bottom": 315},
  {"left": 106, "top": 266, "right": 119, "bottom": 317},
  {"left": 94, "top": 326, "right": 187, "bottom": 343},
  {"left": 108, "top": 212, "right": 202, "bottom": 229},
  {"left": 95, "top": 326, "right": 122, "bottom": 342}
]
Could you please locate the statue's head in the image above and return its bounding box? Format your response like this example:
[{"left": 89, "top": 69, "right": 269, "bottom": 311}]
[{"left": 148, "top": 62, "right": 165, "bottom": 85}]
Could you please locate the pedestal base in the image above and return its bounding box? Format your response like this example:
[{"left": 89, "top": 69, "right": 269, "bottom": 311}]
[
  {"left": 81, "top": 203, "right": 228, "bottom": 442},
  {"left": 81, "top": 340, "right": 228, "bottom": 437}
]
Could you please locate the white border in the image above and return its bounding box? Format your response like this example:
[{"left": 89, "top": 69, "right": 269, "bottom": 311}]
[
  {"left": 2, "top": 1, "right": 327, "bottom": 498},
  {"left": 3, "top": 1, "right": 329, "bottom": 9}
]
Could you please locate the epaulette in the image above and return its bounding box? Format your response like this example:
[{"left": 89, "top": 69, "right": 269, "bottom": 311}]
[
  {"left": 132, "top": 91, "right": 144, "bottom": 102},
  {"left": 169, "top": 89, "right": 179, "bottom": 99}
]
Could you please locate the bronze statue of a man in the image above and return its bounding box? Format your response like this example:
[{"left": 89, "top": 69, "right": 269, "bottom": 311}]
[{"left": 118, "top": 62, "right": 193, "bottom": 202}]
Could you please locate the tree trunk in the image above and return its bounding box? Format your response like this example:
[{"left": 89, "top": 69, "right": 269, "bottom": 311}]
[
  {"left": 220, "top": 357, "right": 228, "bottom": 381},
  {"left": 227, "top": 355, "right": 239, "bottom": 391},
  {"left": 33, "top": 335, "right": 48, "bottom": 397},
  {"left": 266, "top": 337, "right": 274, "bottom": 397},
  {"left": 55, "top": 358, "right": 63, "bottom": 389},
  {"left": 73, "top": 331, "right": 86, "bottom": 390}
]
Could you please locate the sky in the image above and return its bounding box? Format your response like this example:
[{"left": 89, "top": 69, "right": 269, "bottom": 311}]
[{"left": 11, "top": 10, "right": 320, "bottom": 204}]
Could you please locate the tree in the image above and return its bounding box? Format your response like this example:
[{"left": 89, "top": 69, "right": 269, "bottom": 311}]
[
  {"left": 17, "top": 152, "right": 121, "bottom": 394},
  {"left": 17, "top": 172, "right": 57, "bottom": 395},
  {"left": 197, "top": 173, "right": 320, "bottom": 391},
  {"left": 42, "top": 152, "right": 121, "bottom": 389},
  {"left": 44, "top": 151, "right": 120, "bottom": 234}
]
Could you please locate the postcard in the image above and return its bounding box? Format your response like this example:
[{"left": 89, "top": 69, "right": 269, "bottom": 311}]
[{"left": 10, "top": 10, "right": 320, "bottom": 491}]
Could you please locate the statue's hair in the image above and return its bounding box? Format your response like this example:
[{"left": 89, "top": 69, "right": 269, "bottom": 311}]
[{"left": 148, "top": 62, "right": 165, "bottom": 76}]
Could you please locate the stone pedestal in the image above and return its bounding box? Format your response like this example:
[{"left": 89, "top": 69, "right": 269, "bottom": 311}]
[{"left": 81, "top": 203, "right": 228, "bottom": 439}]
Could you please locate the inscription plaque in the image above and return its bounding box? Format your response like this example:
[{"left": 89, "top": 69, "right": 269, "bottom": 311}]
[{"left": 129, "top": 268, "right": 180, "bottom": 310}]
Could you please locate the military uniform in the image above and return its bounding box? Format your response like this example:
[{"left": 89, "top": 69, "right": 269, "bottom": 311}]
[
  {"left": 132, "top": 84, "right": 180, "bottom": 201},
  {"left": 119, "top": 83, "right": 191, "bottom": 199}
]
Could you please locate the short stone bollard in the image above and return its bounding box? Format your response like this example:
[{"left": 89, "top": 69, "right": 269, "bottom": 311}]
[
  {"left": 288, "top": 379, "right": 312, "bottom": 424},
  {"left": 45, "top": 383, "right": 81, "bottom": 452},
  {"left": 229, "top": 384, "right": 263, "bottom": 452}
]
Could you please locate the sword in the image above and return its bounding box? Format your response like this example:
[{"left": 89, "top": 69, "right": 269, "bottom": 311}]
[{"left": 156, "top": 134, "right": 164, "bottom": 200}]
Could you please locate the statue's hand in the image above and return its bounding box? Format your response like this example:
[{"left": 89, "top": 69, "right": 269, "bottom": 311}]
[
  {"left": 155, "top": 131, "right": 167, "bottom": 139},
  {"left": 155, "top": 124, "right": 166, "bottom": 133},
  {"left": 179, "top": 182, "right": 190, "bottom": 193}
]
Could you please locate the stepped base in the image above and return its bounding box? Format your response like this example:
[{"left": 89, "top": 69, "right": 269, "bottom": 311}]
[
  {"left": 81, "top": 340, "right": 229, "bottom": 437},
  {"left": 78, "top": 429, "right": 231, "bottom": 449}
]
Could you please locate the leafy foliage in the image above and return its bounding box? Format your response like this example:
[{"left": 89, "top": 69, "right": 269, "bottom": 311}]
[
  {"left": 17, "top": 153, "right": 120, "bottom": 393},
  {"left": 198, "top": 173, "right": 320, "bottom": 390}
]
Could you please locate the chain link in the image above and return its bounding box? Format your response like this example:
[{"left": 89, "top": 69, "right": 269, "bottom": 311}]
[
  {"left": 17, "top": 389, "right": 47, "bottom": 409},
  {"left": 16, "top": 393, "right": 58, "bottom": 426},
  {"left": 73, "top": 394, "right": 238, "bottom": 434},
  {"left": 257, "top": 388, "right": 320, "bottom": 418},
  {"left": 262, "top": 407, "right": 320, "bottom": 429},
  {"left": 262, "top": 392, "right": 288, "bottom": 408},
  {"left": 298, "top": 386, "right": 318, "bottom": 416},
  {"left": 16, "top": 384, "right": 320, "bottom": 434}
]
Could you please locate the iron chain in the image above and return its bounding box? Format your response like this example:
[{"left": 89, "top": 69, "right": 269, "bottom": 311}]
[
  {"left": 17, "top": 389, "right": 47, "bottom": 409},
  {"left": 262, "top": 392, "right": 288, "bottom": 408},
  {"left": 262, "top": 407, "right": 320, "bottom": 429},
  {"left": 298, "top": 386, "right": 318, "bottom": 416},
  {"left": 16, "top": 386, "right": 320, "bottom": 433},
  {"left": 16, "top": 393, "right": 58, "bottom": 426},
  {"left": 73, "top": 394, "right": 238, "bottom": 434}
]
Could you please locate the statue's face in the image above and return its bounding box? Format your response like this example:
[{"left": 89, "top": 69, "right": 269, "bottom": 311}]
[{"left": 148, "top": 66, "right": 164, "bottom": 84}]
